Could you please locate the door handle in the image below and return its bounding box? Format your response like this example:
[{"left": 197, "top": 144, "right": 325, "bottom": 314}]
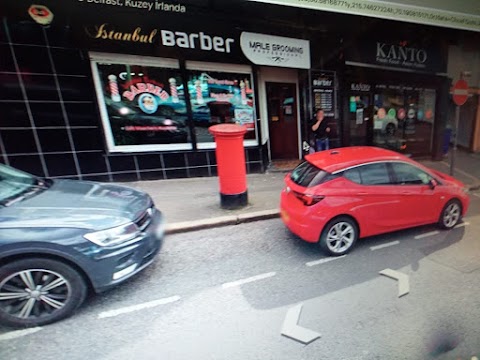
[{"left": 357, "top": 192, "right": 368, "bottom": 195}]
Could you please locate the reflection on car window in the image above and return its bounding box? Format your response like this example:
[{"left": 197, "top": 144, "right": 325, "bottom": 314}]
[
  {"left": 391, "top": 162, "right": 431, "bottom": 185},
  {"left": 343, "top": 167, "right": 362, "bottom": 184},
  {"left": 0, "top": 164, "right": 37, "bottom": 203},
  {"left": 290, "top": 161, "right": 330, "bottom": 188},
  {"left": 344, "top": 163, "right": 391, "bottom": 185}
]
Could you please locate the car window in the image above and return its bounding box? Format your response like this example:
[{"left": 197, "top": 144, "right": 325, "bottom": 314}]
[
  {"left": 343, "top": 163, "right": 391, "bottom": 185},
  {"left": 391, "top": 162, "right": 432, "bottom": 185},
  {"left": 290, "top": 161, "right": 331, "bottom": 188},
  {"left": 343, "top": 167, "right": 362, "bottom": 184}
]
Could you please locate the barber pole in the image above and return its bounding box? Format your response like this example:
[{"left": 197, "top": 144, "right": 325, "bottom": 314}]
[
  {"left": 169, "top": 78, "right": 179, "bottom": 103},
  {"left": 195, "top": 80, "right": 204, "bottom": 104},
  {"left": 240, "top": 80, "right": 247, "bottom": 105},
  {"left": 108, "top": 74, "right": 121, "bottom": 102}
]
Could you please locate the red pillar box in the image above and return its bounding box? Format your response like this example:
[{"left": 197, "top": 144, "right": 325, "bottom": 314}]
[{"left": 209, "top": 124, "right": 248, "bottom": 209}]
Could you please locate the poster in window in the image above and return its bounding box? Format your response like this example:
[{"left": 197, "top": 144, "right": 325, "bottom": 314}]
[
  {"left": 187, "top": 70, "right": 257, "bottom": 141},
  {"left": 96, "top": 63, "right": 189, "bottom": 148},
  {"left": 356, "top": 108, "right": 364, "bottom": 125}
]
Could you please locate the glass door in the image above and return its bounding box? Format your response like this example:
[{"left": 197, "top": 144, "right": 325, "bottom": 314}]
[{"left": 348, "top": 93, "right": 373, "bottom": 146}]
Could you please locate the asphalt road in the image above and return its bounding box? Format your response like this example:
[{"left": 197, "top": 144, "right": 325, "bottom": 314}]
[{"left": 1, "top": 192, "right": 480, "bottom": 360}]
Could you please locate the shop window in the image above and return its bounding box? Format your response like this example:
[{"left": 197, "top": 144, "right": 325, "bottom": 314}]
[
  {"left": 185, "top": 61, "right": 258, "bottom": 149},
  {"left": 90, "top": 53, "right": 191, "bottom": 153},
  {"left": 373, "top": 85, "right": 435, "bottom": 155}
]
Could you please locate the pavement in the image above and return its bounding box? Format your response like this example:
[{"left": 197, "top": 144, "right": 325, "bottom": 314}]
[{"left": 123, "top": 148, "right": 480, "bottom": 235}]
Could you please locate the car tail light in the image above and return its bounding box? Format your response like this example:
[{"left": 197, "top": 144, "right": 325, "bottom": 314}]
[{"left": 293, "top": 191, "right": 325, "bottom": 206}]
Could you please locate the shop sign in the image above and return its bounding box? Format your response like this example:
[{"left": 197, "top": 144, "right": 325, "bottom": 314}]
[
  {"left": 240, "top": 32, "right": 310, "bottom": 69},
  {"left": 376, "top": 42, "right": 427, "bottom": 69},
  {"left": 311, "top": 70, "right": 335, "bottom": 118},
  {"left": 85, "top": 24, "right": 235, "bottom": 53},
  {"left": 346, "top": 40, "right": 446, "bottom": 74},
  {"left": 350, "top": 83, "right": 371, "bottom": 92},
  {"left": 86, "top": 24, "right": 157, "bottom": 43}
]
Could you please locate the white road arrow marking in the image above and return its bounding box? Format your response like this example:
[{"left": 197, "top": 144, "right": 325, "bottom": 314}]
[
  {"left": 281, "top": 304, "right": 321, "bottom": 344},
  {"left": 379, "top": 269, "right": 409, "bottom": 297}
]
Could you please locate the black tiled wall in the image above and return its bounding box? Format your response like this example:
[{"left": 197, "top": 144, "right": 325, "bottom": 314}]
[{"left": 0, "top": 17, "right": 266, "bottom": 181}]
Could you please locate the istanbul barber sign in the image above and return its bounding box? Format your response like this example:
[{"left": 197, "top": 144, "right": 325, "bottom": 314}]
[
  {"left": 346, "top": 40, "right": 446, "bottom": 74},
  {"left": 240, "top": 32, "right": 310, "bottom": 69}
]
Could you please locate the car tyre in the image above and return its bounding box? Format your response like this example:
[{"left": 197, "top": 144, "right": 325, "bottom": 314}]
[
  {"left": 319, "top": 216, "right": 358, "bottom": 256},
  {"left": 438, "top": 199, "right": 462, "bottom": 229},
  {"left": 0, "top": 258, "right": 87, "bottom": 328}
]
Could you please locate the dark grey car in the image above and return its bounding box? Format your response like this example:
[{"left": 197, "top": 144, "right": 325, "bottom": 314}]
[{"left": 0, "top": 163, "right": 164, "bottom": 327}]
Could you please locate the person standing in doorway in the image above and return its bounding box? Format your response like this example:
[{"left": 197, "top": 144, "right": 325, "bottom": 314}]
[{"left": 311, "top": 108, "right": 331, "bottom": 151}]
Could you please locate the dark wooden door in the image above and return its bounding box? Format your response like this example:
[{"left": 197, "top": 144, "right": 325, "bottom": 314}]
[{"left": 267, "top": 82, "right": 298, "bottom": 159}]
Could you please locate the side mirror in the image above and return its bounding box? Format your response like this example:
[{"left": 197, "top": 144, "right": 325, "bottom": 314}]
[{"left": 429, "top": 179, "right": 438, "bottom": 190}]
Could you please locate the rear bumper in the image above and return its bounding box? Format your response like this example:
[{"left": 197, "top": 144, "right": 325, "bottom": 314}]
[
  {"left": 281, "top": 208, "right": 319, "bottom": 243},
  {"left": 280, "top": 190, "right": 329, "bottom": 243}
]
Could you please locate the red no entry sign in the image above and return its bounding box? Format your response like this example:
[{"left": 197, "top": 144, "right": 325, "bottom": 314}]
[{"left": 453, "top": 79, "right": 469, "bottom": 106}]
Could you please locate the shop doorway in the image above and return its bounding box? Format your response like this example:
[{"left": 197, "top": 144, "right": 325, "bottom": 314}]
[
  {"left": 266, "top": 82, "right": 299, "bottom": 159},
  {"left": 347, "top": 93, "right": 373, "bottom": 146}
]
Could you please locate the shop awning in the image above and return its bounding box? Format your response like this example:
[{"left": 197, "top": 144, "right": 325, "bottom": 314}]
[{"left": 247, "top": 0, "right": 480, "bottom": 32}]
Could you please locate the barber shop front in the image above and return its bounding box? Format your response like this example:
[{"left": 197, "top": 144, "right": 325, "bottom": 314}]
[{"left": 1, "top": 0, "right": 311, "bottom": 181}]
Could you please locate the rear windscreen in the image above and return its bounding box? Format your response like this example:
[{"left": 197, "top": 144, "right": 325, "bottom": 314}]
[{"left": 290, "top": 161, "right": 331, "bottom": 187}]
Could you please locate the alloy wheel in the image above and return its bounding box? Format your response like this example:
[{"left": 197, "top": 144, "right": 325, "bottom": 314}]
[
  {"left": 443, "top": 202, "right": 461, "bottom": 228},
  {"left": 325, "top": 221, "right": 356, "bottom": 254},
  {"left": 0, "top": 269, "right": 71, "bottom": 321}
]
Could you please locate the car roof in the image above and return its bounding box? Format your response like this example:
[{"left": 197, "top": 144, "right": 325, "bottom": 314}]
[{"left": 305, "top": 146, "right": 412, "bottom": 173}]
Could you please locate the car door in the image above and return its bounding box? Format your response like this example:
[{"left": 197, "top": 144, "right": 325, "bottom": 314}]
[
  {"left": 342, "top": 162, "right": 404, "bottom": 236},
  {"left": 388, "top": 162, "right": 442, "bottom": 226}
]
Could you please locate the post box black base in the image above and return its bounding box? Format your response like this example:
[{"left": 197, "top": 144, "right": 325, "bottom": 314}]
[{"left": 220, "top": 191, "right": 248, "bottom": 209}]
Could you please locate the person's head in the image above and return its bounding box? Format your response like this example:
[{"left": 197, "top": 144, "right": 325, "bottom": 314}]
[{"left": 315, "top": 108, "right": 324, "bottom": 121}]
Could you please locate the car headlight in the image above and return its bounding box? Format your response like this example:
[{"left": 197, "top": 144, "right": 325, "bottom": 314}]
[{"left": 84, "top": 223, "right": 140, "bottom": 247}]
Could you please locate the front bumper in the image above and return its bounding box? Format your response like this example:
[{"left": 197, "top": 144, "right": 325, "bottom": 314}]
[{"left": 80, "top": 208, "right": 165, "bottom": 293}]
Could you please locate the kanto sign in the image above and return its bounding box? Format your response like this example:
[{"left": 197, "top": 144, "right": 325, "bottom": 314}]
[
  {"left": 453, "top": 79, "right": 469, "bottom": 106},
  {"left": 376, "top": 42, "right": 427, "bottom": 69}
]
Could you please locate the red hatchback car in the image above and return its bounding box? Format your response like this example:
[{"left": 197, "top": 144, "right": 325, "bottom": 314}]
[{"left": 280, "top": 146, "right": 470, "bottom": 256}]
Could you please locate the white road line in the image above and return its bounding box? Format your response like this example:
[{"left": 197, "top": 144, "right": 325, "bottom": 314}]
[
  {"left": 98, "top": 295, "right": 181, "bottom": 319},
  {"left": 0, "top": 327, "right": 42, "bottom": 341},
  {"left": 306, "top": 255, "right": 346, "bottom": 267},
  {"left": 222, "top": 272, "right": 276, "bottom": 289},
  {"left": 474, "top": 193, "right": 480, "bottom": 198},
  {"left": 370, "top": 241, "right": 400, "bottom": 251},
  {"left": 415, "top": 231, "right": 439, "bottom": 239},
  {"left": 456, "top": 222, "right": 470, "bottom": 228}
]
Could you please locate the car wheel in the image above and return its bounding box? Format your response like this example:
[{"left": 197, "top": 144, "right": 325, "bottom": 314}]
[
  {"left": 319, "top": 216, "right": 358, "bottom": 256},
  {"left": 385, "top": 123, "right": 396, "bottom": 136},
  {"left": 438, "top": 199, "right": 462, "bottom": 229},
  {"left": 0, "top": 258, "right": 87, "bottom": 328}
]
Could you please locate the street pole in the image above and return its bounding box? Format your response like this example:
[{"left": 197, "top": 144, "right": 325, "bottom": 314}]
[{"left": 450, "top": 105, "right": 459, "bottom": 176}]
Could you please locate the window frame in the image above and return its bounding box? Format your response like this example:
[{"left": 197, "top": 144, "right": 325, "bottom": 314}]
[
  {"left": 90, "top": 52, "right": 191, "bottom": 153},
  {"left": 185, "top": 61, "right": 258, "bottom": 149}
]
